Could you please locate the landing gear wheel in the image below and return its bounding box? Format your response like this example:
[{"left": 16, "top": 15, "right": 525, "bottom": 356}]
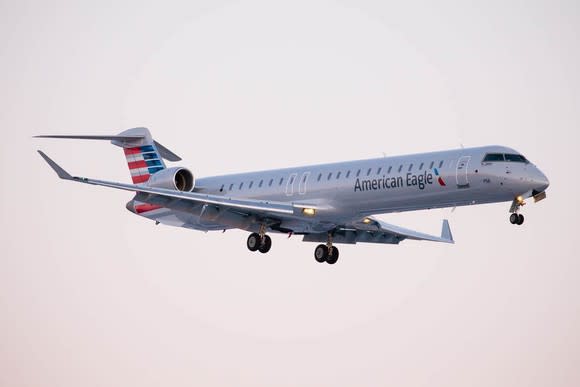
[
  {"left": 258, "top": 235, "right": 272, "bottom": 253},
  {"left": 314, "top": 244, "right": 328, "bottom": 263},
  {"left": 247, "top": 233, "right": 261, "bottom": 252},
  {"left": 509, "top": 213, "right": 519, "bottom": 224},
  {"left": 517, "top": 214, "right": 524, "bottom": 225},
  {"left": 326, "top": 247, "right": 339, "bottom": 265}
]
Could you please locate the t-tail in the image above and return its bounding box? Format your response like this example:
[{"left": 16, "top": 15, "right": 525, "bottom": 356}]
[{"left": 35, "top": 127, "right": 182, "bottom": 184}]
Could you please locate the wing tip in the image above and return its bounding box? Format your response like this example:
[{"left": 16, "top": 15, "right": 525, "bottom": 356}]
[
  {"left": 441, "top": 219, "right": 454, "bottom": 243},
  {"left": 37, "top": 150, "right": 73, "bottom": 180}
]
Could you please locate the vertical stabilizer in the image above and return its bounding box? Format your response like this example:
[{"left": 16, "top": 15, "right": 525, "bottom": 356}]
[{"left": 113, "top": 128, "right": 166, "bottom": 183}]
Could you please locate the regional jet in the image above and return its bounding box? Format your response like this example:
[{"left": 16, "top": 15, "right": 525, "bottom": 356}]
[{"left": 36, "top": 127, "right": 549, "bottom": 264}]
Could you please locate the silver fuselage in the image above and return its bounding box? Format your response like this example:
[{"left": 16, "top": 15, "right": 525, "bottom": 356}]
[{"left": 139, "top": 145, "right": 548, "bottom": 233}]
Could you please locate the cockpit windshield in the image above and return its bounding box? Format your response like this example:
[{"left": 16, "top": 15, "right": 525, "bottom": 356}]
[
  {"left": 504, "top": 154, "right": 528, "bottom": 163},
  {"left": 483, "top": 153, "right": 504, "bottom": 162},
  {"left": 483, "top": 153, "right": 528, "bottom": 163}
]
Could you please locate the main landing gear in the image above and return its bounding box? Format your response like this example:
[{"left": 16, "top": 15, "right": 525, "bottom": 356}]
[
  {"left": 509, "top": 195, "right": 525, "bottom": 225},
  {"left": 314, "top": 232, "right": 339, "bottom": 265},
  {"left": 247, "top": 224, "right": 272, "bottom": 254}
]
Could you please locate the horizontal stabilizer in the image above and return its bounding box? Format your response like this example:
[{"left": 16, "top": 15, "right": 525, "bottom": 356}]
[
  {"left": 34, "top": 134, "right": 144, "bottom": 141},
  {"left": 35, "top": 127, "right": 182, "bottom": 162},
  {"left": 153, "top": 141, "right": 182, "bottom": 162}
]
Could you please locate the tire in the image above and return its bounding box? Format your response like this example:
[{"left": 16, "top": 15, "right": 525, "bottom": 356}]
[
  {"left": 314, "top": 244, "right": 328, "bottom": 262},
  {"left": 326, "top": 247, "right": 339, "bottom": 265},
  {"left": 517, "top": 214, "right": 524, "bottom": 225},
  {"left": 509, "top": 213, "right": 518, "bottom": 224},
  {"left": 258, "top": 235, "right": 272, "bottom": 253},
  {"left": 247, "top": 233, "right": 261, "bottom": 252}
]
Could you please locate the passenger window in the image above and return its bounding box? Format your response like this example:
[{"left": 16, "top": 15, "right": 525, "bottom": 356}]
[
  {"left": 356, "top": 169, "right": 361, "bottom": 177},
  {"left": 367, "top": 168, "right": 372, "bottom": 176},
  {"left": 377, "top": 167, "right": 382, "bottom": 175},
  {"left": 408, "top": 164, "right": 413, "bottom": 172},
  {"left": 289, "top": 176, "right": 294, "bottom": 185},
  {"left": 258, "top": 180, "right": 263, "bottom": 188},
  {"left": 269, "top": 179, "right": 273, "bottom": 187},
  {"left": 438, "top": 161, "right": 444, "bottom": 168},
  {"left": 302, "top": 174, "right": 308, "bottom": 183},
  {"left": 429, "top": 161, "right": 434, "bottom": 169},
  {"left": 279, "top": 178, "right": 284, "bottom": 186},
  {"left": 419, "top": 162, "right": 424, "bottom": 170},
  {"left": 317, "top": 173, "right": 322, "bottom": 182},
  {"left": 220, "top": 184, "right": 224, "bottom": 192},
  {"left": 327, "top": 172, "right": 332, "bottom": 180},
  {"left": 239, "top": 182, "right": 244, "bottom": 190},
  {"left": 398, "top": 165, "right": 403, "bottom": 173},
  {"left": 336, "top": 171, "right": 341, "bottom": 179},
  {"left": 483, "top": 153, "right": 504, "bottom": 162},
  {"left": 387, "top": 166, "right": 392, "bottom": 174},
  {"left": 346, "top": 170, "right": 351, "bottom": 178},
  {"left": 249, "top": 181, "right": 254, "bottom": 189},
  {"left": 229, "top": 183, "right": 234, "bottom": 191}
]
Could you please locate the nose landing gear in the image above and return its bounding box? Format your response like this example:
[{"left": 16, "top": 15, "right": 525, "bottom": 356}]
[
  {"left": 509, "top": 213, "right": 524, "bottom": 225},
  {"left": 509, "top": 195, "right": 525, "bottom": 225}
]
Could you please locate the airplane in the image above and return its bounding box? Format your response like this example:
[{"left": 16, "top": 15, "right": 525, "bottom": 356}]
[{"left": 36, "top": 127, "right": 549, "bottom": 264}]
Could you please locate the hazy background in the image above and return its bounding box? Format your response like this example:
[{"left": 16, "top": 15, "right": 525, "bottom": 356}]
[{"left": 1, "top": 1, "right": 579, "bottom": 386}]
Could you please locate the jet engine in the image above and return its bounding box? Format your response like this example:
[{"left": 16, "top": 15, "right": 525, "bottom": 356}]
[{"left": 146, "top": 167, "right": 195, "bottom": 192}]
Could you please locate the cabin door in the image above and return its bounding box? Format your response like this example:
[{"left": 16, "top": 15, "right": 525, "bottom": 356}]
[
  {"left": 456, "top": 156, "right": 471, "bottom": 188},
  {"left": 286, "top": 173, "right": 298, "bottom": 196}
]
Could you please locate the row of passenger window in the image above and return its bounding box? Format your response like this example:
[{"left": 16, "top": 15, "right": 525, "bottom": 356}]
[
  {"left": 316, "top": 160, "right": 445, "bottom": 182},
  {"left": 221, "top": 159, "right": 446, "bottom": 192},
  {"left": 225, "top": 177, "right": 284, "bottom": 192}
]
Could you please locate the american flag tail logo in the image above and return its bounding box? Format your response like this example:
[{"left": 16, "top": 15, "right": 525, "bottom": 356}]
[{"left": 123, "top": 144, "right": 166, "bottom": 184}]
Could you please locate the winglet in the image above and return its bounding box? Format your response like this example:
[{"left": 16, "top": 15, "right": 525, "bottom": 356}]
[
  {"left": 37, "top": 150, "right": 73, "bottom": 180},
  {"left": 441, "top": 219, "right": 454, "bottom": 243}
]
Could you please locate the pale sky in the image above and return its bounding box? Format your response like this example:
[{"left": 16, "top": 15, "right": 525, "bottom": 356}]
[{"left": 1, "top": 1, "right": 579, "bottom": 386}]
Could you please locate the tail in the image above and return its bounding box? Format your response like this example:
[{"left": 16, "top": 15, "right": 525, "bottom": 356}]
[{"left": 35, "top": 127, "right": 181, "bottom": 183}]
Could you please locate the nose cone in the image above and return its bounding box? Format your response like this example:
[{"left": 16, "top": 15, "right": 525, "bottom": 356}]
[{"left": 533, "top": 169, "right": 550, "bottom": 193}]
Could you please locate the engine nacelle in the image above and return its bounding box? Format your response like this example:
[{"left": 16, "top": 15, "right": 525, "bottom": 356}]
[{"left": 146, "top": 167, "right": 195, "bottom": 192}]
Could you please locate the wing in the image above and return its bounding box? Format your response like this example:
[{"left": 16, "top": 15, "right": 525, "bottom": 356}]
[
  {"left": 303, "top": 216, "right": 454, "bottom": 245},
  {"left": 37, "top": 151, "right": 314, "bottom": 223}
]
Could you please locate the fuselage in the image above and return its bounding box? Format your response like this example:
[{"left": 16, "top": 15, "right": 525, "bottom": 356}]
[
  {"left": 174, "top": 145, "right": 548, "bottom": 232},
  {"left": 127, "top": 146, "right": 549, "bottom": 233}
]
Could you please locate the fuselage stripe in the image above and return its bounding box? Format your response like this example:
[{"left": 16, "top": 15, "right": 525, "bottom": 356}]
[{"left": 134, "top": 203, "right": 163, "bottom": 213}]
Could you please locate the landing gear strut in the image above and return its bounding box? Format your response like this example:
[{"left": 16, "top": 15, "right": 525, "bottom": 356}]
[
  {"left": 247, "top": 224, "right": 272, "bottom": 254},
  {"left": 509, "top": 195, "right": 525, "bottom": 225},
  {"left": 314, "top": 232, "right": 339, "bottom": 264}
]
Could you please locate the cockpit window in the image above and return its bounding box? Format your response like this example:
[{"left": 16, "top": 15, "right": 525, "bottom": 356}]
[
  {"left": 483, "top": 153, "right": 504, "bottom": 162},
  {"left": 483, "top": 153, "right": 528, "bottom": 163},
  {"left": 505, "top": 153, "right": 528, "bottom": 163}
]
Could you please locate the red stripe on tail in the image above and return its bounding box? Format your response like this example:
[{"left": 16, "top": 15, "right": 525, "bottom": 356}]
[
  {"left": 132, "top": 174, "right": 150, "bottom": 184},
  {"left": 128, "top": 160, "right": 148, "bottom": 169},
  {"left": 124, "top": 147, "right": 142, "bottom": 155}
]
